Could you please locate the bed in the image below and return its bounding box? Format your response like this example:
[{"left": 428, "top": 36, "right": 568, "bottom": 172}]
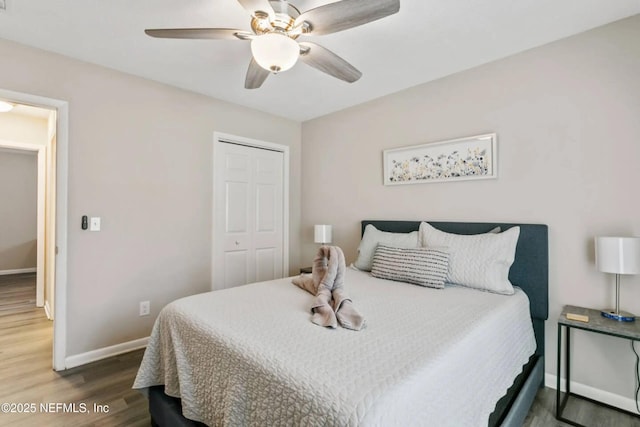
[{"left": 134, "top": 220, "right": 548, "bottom": 427}]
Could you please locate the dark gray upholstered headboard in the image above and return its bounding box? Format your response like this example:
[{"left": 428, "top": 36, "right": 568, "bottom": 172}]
[{"left": 361, "top": 220, "right": 549, "bottom": 357}]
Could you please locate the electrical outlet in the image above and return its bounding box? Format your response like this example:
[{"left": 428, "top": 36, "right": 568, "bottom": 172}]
[{"left": 139, "top": 301, "right": 150, "bottom": 316}]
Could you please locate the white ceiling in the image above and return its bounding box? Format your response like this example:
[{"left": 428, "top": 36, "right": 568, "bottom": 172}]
[{"left": 0, "top": 1, "right": 638, "bottom": 121}]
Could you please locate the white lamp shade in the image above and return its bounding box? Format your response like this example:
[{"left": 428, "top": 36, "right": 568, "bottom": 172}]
[
  {"left": 250, "top": 33, "right": 299, "bottom": 73},
  {"left": 314, "top": 225, "right": 332, "bottom": 244},
  {"left": 595, "top": 236, "right": 640, "bottom": 274}
]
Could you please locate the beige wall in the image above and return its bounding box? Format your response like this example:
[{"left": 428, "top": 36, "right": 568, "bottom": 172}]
[
  {"left": 0, "top": 38, "right": 302, "bottom": 356},
  {"left": 301, "top": 16, "right": 640, "bottom": 401},
  {"left": 0, "top": 150, "right": 38, "bottom": 271},
  {"left": 0, "top": 110, "right": 48, "bottom": 272}
]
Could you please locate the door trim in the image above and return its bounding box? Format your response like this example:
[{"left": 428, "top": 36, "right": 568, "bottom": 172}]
[
  {"left": 0, "top": 88, "right": 69, "bottom": 371},
  {"left": 212, "top": 132, "right": 290, "bottom": 290}
]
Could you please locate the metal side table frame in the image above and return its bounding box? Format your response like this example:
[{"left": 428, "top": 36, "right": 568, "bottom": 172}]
[{"left": 556, "top": 305, "right": 640, "bottom": 426}]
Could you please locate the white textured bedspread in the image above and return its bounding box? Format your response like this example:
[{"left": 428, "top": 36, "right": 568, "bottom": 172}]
[{"left": 133, "top": 268, "right": 536, "bottom": 426}]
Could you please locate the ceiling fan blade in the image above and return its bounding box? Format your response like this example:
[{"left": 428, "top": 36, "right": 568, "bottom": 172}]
[
  {"left": 245, "top": 58, "right": 270, "bottom": 89},
  {"left": 295, "top": 0, "right": 399, "bottom": 35},
  {"left": 236, "top": 0, "right": 275, "bottom": 19},
  {"left": 144, "top": 28, "right": 252, "bottom": 40},
  {"left": 299, "top": 42, "right": 361, "bottom": 83}
]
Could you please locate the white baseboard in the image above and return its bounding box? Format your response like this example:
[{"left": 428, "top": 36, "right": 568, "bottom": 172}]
[
  {"left": 0, "top": 267, "right": 37, "bottom": 276},
  {"left": 44, "top": 300, "right": 53, "bottom": 320},
  {"left": 545, "top": 373, "right": 639, "bottom": 414},
  {"left": 65, "top": 337, "right": 149, "bottom": 369}
]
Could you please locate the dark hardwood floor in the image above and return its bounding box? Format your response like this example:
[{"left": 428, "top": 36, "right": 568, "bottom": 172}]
[
  {"left": 0, "top": 273, "right": 149, "bottom": 427},
  {"left": 1, "top": 272, "right": 638, "bottom": 426},
  {"left": 0, "top": 272, "right": 38, "bottom": 313},
  {"left": 524, "top": 386, "right": 640, "bottom": 427}
]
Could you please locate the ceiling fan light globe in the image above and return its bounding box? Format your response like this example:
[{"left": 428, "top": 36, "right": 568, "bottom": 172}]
[
  {"left": 251, "top": 33, "right": 299, "bottom": 73},
  {"left": 0, "top": 101, "right": 14, "bottom": 113}
]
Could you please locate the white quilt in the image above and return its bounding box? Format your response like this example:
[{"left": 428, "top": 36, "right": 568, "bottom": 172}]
[{"left": 133, "top": 268, "right": 536, "bottom": 426}]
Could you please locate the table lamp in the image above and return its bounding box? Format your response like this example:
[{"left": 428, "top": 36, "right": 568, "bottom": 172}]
[
  {"left": 595, "top": 236, "right": 640, "bottom": 322},
  {"left": 314, "top": 225, "right": 332, "bottom": 245}
]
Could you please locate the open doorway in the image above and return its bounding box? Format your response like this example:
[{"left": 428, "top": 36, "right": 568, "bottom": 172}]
[
  {"left": 0, "top": 89, "right": 68, "bottom": 371},
  {"left": 0, "top": 103, "right": 56, "bottom": 362},
  {"left": 0, "top": 105, "right": 54, "bottom": 308}
]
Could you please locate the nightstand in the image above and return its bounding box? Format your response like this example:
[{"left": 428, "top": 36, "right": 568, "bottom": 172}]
[
  {"left": 556, "top": 305, "right": 640, "bottom": 426},
  {"left": 299, "top": 267, "right": 312, "bottom": 274}
]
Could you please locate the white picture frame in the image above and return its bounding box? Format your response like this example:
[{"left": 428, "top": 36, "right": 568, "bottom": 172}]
[{"left": 383, "top": 133, "right": 497, "bottom": 185}]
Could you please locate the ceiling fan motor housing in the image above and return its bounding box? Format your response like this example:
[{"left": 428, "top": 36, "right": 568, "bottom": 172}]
[{"left": 250, "top": 1, "right": 301, "bottom": 36}]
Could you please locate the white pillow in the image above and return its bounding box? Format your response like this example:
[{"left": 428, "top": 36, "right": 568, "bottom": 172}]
[
  {"left": 418, "top": 222, "right": 520, "bottom": 295},
  {"left": 354, "top": 224, "right": 419, "bottom": 271}
]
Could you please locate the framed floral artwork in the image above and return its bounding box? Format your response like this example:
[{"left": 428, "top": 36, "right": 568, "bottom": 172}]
[{"left": 383, "top": 133, "right": 497, "bottom": 185}]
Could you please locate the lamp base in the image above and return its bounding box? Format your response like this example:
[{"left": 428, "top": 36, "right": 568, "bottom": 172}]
[{"left": 601, "top": 309, "right": 636, "bottom": 322}]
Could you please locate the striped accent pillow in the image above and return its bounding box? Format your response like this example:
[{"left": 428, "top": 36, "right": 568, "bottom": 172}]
[{"left": 371, "top": 245, "right": 449, "bottom": 289}]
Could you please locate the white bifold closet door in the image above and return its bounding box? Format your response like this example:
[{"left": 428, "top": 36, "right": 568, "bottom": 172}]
[{"left": 214, "top": 141, "right": 284, "bottom": 289}]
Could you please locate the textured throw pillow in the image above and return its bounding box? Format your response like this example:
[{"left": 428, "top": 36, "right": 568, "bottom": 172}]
[
  {"left": 371, "top": 245, "right": 450, "bottom": 289},
  {"left": 354, "top": 224, "right": 419, "bottom": 271},
  {"left": 418, "top": 222, "right": 520, "bottom": 295}
]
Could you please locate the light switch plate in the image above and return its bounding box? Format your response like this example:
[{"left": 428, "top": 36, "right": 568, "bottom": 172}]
[{"left": 90, "top": 217, "right": 101, "bottom": 231}]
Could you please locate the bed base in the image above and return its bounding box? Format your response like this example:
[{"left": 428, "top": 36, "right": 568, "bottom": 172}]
[
  {"left": 499, "top": 356, "right": 545, "bottom": 427},
  {"left": 149, "top": 385, "right": 205, "bottom": 427},
  {"left": 148, "top": 355, "right": 544, "bottom": 427}
]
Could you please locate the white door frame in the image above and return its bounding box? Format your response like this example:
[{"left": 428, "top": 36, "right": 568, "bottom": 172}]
[
  {"left": 0, "top": 88, "right": 69, "bottom": 371},
  {"left": 0, "top": 140, "right": 45, "bottom": 306},
  {"left": 212, "top": 132, "right": 290, "bottom": 289}
]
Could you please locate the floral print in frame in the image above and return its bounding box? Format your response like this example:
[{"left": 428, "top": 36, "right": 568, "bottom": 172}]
[{"left": 383, "top": 134, "right": 497, "bottom": 185}]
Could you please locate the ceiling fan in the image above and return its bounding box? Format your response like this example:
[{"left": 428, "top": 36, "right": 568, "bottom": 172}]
[{"left": 145, "top": 0, "right": 400, "bottom": 89}]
